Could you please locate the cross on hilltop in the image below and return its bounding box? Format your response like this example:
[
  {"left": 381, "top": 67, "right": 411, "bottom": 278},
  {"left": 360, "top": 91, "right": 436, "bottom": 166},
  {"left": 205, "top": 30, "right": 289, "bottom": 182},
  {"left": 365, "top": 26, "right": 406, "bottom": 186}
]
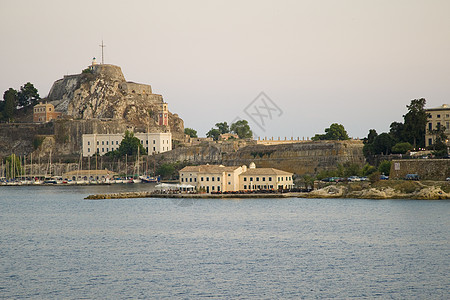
[{"left": 99, "top": 40, "right": 106, "bottom": 64}]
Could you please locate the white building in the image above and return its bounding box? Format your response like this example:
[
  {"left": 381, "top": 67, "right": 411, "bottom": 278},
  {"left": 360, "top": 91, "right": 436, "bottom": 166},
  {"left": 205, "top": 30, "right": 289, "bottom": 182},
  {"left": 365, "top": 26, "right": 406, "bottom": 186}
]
[
  {"left": 179, "top": 162, "right": 294, "bottom": 193},
  {"left": 82, "top": 132, "right": 172, "bottom": 157}
]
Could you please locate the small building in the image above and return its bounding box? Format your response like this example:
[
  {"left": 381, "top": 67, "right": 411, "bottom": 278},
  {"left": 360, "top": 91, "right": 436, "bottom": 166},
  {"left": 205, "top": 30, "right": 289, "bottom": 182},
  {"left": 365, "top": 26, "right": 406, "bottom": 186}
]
[
  {"left": 239, "top": 162, "right": 294, "bottom": 191},
  {"left": 425, "top": 104, "right": 450, "bottom": 147},
  {"left": 33, "top": 102, "right": 62, "bottom": 123},
  {"left": 179, "top": 164, "right": 245, "bottom": 193},
  {"left": 82, "top": 132, "right": 172, "bottom": 157},
  {"left": 179, "top": 162, "right": 294, "bottom": 193}
]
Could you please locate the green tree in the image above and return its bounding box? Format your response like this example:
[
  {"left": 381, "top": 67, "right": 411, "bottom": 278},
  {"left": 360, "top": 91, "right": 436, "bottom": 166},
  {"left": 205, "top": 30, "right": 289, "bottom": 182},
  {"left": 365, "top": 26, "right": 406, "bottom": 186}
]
[
  {"left": 206, "top": 128, "right": 221, "bottom": 141},
  {"left": 156, "top": 163, "right": 176, "bottom": 179},
  {"left": 372, "top": 133, "right": 396, "bottom": 155},
  {"left": 361, "top": 163, "right": 377, "bottom": 176},
  {"left": 391, "top": 142, "right": 413, "bottom": 154},
  {"left": 312, "top": 123, "right": 350, "bottom": 141},
  {"left": 215, "top": 122, "right": 230, "bottom": 134},
  {"left": 184, "top": 128, "right": 198, "bottom": 138},
  {"left": 230, "top": 120, "right": 253, "bottom": 139},
  {"left": 2, "top": 88, "right": 18, "bottom": 121},
  {"left": 117, "top": 130, "right": 147, "bottom": 156},
  {"left": 18, "top": 82, "right": 40, "bottom": 107},
  {"left": 378, "top": 160, "right": 391, "bottom": 176},
  {"left": 403, "top": 98, "right": 428, "bottom": 148},
  {"left": 389, "top": 121, "right": 405, "bottom": 143}
]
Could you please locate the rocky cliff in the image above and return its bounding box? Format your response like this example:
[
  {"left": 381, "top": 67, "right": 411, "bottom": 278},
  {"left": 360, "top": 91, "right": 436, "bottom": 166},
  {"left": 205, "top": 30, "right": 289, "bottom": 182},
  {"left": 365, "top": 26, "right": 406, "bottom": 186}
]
[{"left": 46, "top": 64, "right": 184, "bottom": 137}]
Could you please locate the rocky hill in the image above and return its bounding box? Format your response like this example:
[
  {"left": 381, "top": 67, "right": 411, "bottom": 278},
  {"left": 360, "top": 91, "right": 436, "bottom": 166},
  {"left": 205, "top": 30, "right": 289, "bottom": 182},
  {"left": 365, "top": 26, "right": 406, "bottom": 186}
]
[{"left": 46, "top": 64, "right": 184, "bottom": 138}]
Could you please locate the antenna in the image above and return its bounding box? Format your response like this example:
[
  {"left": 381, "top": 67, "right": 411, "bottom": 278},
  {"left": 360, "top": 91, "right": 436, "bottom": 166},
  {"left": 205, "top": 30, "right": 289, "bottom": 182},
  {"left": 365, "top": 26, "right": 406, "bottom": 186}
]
[{"left": 99, "top": 40, "right": 106, "bottom": 64}]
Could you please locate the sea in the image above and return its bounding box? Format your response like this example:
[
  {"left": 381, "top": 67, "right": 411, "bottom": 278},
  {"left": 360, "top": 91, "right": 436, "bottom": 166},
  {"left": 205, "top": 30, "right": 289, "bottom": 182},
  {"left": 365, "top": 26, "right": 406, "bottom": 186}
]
[{"left": 1, "top": 185, "right": 449, "bottom": 299}]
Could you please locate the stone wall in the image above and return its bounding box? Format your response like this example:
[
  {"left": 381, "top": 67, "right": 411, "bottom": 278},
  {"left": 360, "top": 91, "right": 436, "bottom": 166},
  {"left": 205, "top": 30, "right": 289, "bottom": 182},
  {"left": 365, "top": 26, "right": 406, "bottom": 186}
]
[
  {"left": 156, "top": 140, "right": 365, "bottom": 176},
  {"left": 0, "top": 123, "right": 54, "bottom": 157},
  {"left": 389, "top": 159, "right": 450, "bottom": 181}
]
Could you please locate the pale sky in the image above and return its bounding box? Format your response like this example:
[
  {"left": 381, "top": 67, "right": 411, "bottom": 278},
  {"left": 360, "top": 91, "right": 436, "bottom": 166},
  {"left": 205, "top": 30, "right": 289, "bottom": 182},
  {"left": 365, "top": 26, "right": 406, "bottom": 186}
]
[{"left": 1, "top": 0, "right": 449, "bottom": 139}]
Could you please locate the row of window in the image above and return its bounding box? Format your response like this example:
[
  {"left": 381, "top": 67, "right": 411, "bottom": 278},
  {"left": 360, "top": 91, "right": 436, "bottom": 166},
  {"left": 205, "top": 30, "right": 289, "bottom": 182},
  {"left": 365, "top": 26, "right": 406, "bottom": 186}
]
[
  {"left": 431, "top": 113, "right": 450, "bottom": 119},
  {"left": 243, "top": 185, "right": 274, "bottom": 190},
  {"left": 242, "top": 176, "right": 291, "bottom": 182},
  {"left": 87, "top": 146, "right": 159, "bottom": 153},
  {"left": 201, "top": 176, "right": 221, "bottom": 182},
  {"left": 243, "top": 176, "right": 272, "bottom": 182},
  {"left": 181, "top": 177, "right": 197, "bottom": 182},
  {"left": 34, "top": 107, "right": 51, "bottom": 112},
  {"left": 428, "top": 122, "right": 450, "bottom": 131}
]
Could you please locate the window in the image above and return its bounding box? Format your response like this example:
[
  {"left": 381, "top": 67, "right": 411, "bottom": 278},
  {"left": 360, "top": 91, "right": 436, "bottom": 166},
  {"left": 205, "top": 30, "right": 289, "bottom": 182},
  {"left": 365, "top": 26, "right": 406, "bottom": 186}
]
[
  {"left": 250, "top": 177, "right": 253, "bottom": 181},
  {"left": 190, "top": 178, "right": 192, "bottom": 182},
  {"left": 256, "top": 177, "right": 259, "bottom": 182},
  {"left": 102, "top": 148, "right": 104, "bottom": 152},
  {"left": 428, "top": 138, "right": 432, "bottom": 146},
  {"left": 262, "top": 177, "right": 265, "bottom": 181},
  {"left": 269, "top": 177, "right": 272, "bottom": 181},
  {"left": 217, "top": 186, "right": 220, "bottom": 192},
  {"left": 97, "top": 141, "right": 99, "bottom": 145},
  {"left": 106, "top": 141, "right": 109, "bottom": 145},
  {"left": 116, "top": 141, "right": 119, "bottom": 145},
  {"left": 437, "top": 114, "right": 441, "bottom": 118},
  {"left": 146, "top": 140, "right": 148, "bottom": 144},
  {"left": 206, "top": 177, "right": 209, "bottom": 181},
  {"left": 212, "top": 177, "right": 215, "bottom": 182},
  {"left": 102, "top": 141, "right": 104, "bottom": 145},
  {"left": 88, "top": 148, "right": 90, "bottom": 152},
  {"left": 201, "top": 177, "right": 204, "bottom": 181},
  {"left": 446, "top": 122, "right": 449, "bottom": 129},
  {"left": 106, "top": 148, "right": 108, "bottom": 152},
  {"left": 194, "top": 178, "right": 197, "bottom": 182},
  {"left": 244, "top": 177, "right": 247, "bottom": 181},
  {"left": 181, "top": 178, "right": 184, "bottom": 182},
  {"left": 141, "top": 140, "right": 143, "bottom": 144},
  {"left": 228, "top": 182, "right": 231, "bottom": 185},
  {"left": 88, "top": 141, "right": 90, "bottom": 145},
  {"left": 153, "top": 140, "right": 156, "bottom": 144},
  {"left": 212, "top": 186, "right": 214, "bottom": 191},
  {"left": 217, "top": 177, "right": 220, "bottom": 181},
  {"left": 428, "top": 123, "right": 432, "bottom": 131},
  {"left": 153, "top": 147, "right": 155, "bottom": 151},
  {"left": 228, "top": 174, "right": 231, "bottom": 176},
  {"left": 244, "top": 185, "right": 247, "bottom": 189}
]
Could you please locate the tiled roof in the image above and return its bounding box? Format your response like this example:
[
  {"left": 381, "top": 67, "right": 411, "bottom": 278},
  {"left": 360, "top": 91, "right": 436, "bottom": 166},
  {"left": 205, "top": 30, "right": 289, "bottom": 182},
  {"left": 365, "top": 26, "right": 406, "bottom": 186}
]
[
  {"left": 241, "top": 168, "right": 292, "bottom": 176},
  {"left": 180, "top": 164, "right": 240, "bottom": 173}
]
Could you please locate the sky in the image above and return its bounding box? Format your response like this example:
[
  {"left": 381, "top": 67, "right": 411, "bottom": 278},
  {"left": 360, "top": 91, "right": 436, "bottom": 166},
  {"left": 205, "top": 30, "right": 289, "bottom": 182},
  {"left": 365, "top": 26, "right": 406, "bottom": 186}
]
[{"left": 1, "top": 0, "right": 449, "bottom": 139}]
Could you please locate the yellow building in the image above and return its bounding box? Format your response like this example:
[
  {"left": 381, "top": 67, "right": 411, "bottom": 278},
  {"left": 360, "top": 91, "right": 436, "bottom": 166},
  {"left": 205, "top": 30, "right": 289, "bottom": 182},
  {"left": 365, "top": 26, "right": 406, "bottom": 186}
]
[
  {"left": 33, "top": 102, "right": 62, "bottom": 123},
  {"left": 425, "top": 104, "right": 450, "bottom": 147},
  {"left": 239, "top": 163, "right": 294, "bottom": 191},
  {"left": 179, "top": 162, "right": 294, "bottom": 193},
  {"left": 179, "top": 164, "right": 245, "bottom": 193}
]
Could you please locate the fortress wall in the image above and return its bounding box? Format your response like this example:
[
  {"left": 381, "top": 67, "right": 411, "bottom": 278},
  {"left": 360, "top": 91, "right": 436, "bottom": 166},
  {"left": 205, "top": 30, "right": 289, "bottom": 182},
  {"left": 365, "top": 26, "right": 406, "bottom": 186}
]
[
  {"left": 156, "top": 140, "right": 365, "bottom": 176},
  {"left": 389, "top": 159, "right": 450, "bottom": 181}
]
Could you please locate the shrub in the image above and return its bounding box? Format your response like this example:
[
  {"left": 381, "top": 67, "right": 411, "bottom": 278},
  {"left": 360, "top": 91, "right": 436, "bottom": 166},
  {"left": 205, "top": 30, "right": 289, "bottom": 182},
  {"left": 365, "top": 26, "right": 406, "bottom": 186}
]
[{"left": 378, "top": 160, "right": 391, "bottom": 176}]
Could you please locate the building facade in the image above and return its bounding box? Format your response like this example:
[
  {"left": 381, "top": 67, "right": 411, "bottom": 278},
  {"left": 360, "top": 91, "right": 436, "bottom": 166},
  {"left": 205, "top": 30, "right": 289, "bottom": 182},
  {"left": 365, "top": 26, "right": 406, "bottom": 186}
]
[
  {"left": 82, "top": 132, "right": 172, "bottom": 157},
  {"left": 425, "top": 104, "right": 450, "bottom": 147},
  {"left": 179, "top": 163, "right": 294, "bottom": 193},
  {"left": 33, "top": 103, "right": 62, "bottom": 123},
  {"left": 158, "top": 103, "right": 169, "bottom": 126}
]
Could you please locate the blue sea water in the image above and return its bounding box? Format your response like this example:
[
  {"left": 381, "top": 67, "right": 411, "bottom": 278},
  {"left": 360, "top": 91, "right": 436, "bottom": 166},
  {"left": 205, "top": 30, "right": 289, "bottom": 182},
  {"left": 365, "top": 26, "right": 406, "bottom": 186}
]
[{"left": 0, "top": 185, "right": 449, "bottom": 299}]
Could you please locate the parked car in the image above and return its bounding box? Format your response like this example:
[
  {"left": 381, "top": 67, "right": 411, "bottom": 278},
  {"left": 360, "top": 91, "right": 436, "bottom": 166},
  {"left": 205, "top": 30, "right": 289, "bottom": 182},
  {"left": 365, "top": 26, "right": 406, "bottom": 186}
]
[
  {"left": 380, "top": 174, "right": 389, "bottom": 180},
  {"left": 446, "top": 177, "right": 450, "bottom": 181},
  {"left": 347, "top": 176, "right": 360, "bottom": 182},
  {"left": 405, "top": 174, "right": 420, "bottom": 180}
]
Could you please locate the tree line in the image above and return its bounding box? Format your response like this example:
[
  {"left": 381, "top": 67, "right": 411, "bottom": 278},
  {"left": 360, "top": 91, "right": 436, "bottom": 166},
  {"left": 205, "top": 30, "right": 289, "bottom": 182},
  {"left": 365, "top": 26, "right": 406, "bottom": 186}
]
[
  {"left": 184, "top": 120, "right": 253, "bottom": 140},
  {"left": 363, "top": 98, "right": 448, "bottom": 158},
  {"left": 1, "top": 83, "right": 40, "bottom": 122}
]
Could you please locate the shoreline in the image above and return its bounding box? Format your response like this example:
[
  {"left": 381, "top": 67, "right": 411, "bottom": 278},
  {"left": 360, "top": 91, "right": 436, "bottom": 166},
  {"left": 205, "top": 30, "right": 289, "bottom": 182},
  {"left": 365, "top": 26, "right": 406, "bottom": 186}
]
[{"left": 84, "top": 190, "right": 450, "bottom": 200}]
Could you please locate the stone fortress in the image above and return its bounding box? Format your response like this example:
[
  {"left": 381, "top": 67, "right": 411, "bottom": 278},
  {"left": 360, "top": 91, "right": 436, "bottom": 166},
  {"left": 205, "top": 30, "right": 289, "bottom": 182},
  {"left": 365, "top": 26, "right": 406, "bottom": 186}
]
[{"left": 46, "top": 61, "right": 184, "bottom": 137}]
